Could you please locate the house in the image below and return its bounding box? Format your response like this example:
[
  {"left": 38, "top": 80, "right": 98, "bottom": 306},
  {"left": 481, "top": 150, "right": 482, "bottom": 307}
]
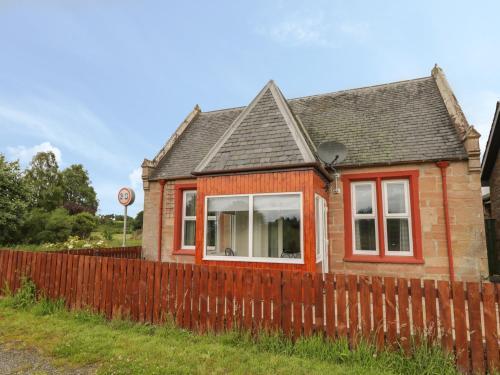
[
  {"left": 481, "top": 101, "right": 500, "bottom": 276},
  {"left": 141, "top": 65, "right": 487, "bottom": 281}
]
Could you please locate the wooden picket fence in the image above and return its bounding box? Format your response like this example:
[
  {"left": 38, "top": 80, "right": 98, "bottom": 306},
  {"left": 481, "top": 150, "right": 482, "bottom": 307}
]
[
  {"left": 0, "top": 249, "right": 498, "bottom": 374},
  {"left": 52, "top": 246, "right": 142, "bottom": 259}
]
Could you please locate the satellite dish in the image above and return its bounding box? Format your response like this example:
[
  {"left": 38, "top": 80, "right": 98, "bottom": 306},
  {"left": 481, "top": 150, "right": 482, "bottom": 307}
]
[{"left": 317, "top": 141, "right": 347, "bottom": 167}]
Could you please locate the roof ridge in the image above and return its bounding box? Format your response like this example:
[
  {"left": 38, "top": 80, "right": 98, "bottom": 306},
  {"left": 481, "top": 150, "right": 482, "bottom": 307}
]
[
  {"left": 199, "top": 76, "right": 432, "bottom": 114},
  {"left": 287, "top": 76, "right": 432, "bottom": 102}
]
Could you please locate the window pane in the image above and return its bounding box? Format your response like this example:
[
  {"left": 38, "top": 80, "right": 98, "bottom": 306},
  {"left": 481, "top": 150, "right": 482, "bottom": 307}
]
[
  {"left": 253, "top": 195, "right": 301, "bottom": 259},
  {"left": 184, "top": 191, "right": 197, "bottom": 217},
  {"left": 206, "top": 219, "right": 216, "bottom": 248},
  {"left": 183, "top": 220, "right": 195, "bottom": 247},
  {"left": 386, "top": 183, "right": 406, "bottom": 214},
  {"left": 206, "top": 197, "right": 249, "bottom": 257},
  {"left": 354, "top": 184, "right": 373, "bottom": 214},
  {"left": 386, "top": 218, "right": 410, "bottom": 252},
  {"left": 354, "top": 219, "right": 376, "bottom": 251}
]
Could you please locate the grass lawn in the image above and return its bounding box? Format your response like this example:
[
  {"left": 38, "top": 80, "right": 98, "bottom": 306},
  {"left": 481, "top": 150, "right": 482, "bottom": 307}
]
[{"left": 0, "top": 282, "right": 459, "bottom": 375}]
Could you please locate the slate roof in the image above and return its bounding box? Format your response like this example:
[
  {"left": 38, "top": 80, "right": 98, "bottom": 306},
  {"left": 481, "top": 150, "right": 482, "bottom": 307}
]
[{"left": 150, "top": 76, "right": 467, "bottom": 180}]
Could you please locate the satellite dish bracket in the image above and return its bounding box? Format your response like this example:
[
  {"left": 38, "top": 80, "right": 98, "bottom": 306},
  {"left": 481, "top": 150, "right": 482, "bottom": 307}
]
[{"left": 316, "top": 141, "right": 347, "bottom": 195}]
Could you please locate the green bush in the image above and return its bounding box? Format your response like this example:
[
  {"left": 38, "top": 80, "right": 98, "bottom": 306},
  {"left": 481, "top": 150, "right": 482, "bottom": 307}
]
[
  {"left": 22, "top": 208, "right": 74, "bottom": 244},
  {"left": 71, "top": 212, "right": 97, "bottom": 238}
]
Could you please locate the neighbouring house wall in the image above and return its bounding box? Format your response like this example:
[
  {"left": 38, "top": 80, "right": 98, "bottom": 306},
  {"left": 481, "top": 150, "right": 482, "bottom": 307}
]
[
  {"left": 329, "top": 161, "right": 487, "bottom": 281},
  {"left": 490, "top": 152, "right": 500, "bottom": 256},
  {"left": 142, "top": 179, "right": 197, "bottom": 264}
]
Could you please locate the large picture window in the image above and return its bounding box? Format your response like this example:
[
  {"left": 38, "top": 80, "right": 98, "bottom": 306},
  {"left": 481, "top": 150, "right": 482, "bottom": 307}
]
[
  {"left": 343, "top": 170, "right": 422, "bottom": 263},
  {"left": 204, "top": 193, "right": 303, "bottom": 263}
]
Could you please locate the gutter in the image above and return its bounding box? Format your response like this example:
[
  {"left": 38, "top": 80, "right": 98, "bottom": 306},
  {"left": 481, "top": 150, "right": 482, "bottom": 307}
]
[
  {"left": 437, "top": 161, "right": 455, "bottom": 282},
  {"left": 191, "top": 162, "right": 333, "bottom": 181},
  {"left": 157, "top": 179, "right": 166, "bottom": 262}
]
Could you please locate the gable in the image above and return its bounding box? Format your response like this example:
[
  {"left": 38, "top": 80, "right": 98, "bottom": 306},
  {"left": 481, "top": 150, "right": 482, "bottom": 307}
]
[{"left": 195, "top": 81, "right": 316, "bottom": 173}]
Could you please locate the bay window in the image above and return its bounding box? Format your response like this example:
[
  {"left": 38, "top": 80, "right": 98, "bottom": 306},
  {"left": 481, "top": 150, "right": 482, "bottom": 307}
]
[{"left": 204, "top": 193, "right": 303, "bottom": 263}]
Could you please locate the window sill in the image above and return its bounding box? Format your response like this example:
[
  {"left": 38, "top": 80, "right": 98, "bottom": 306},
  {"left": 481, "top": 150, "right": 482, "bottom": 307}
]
[
  {"left": 203, "top": 255, "right": 304, "bottom": 265},
  {"left": 344, "top": 255, "right": 424, "bottom": 264},
  {"left": 172, "top": 249, "right": 195, "bottom": 256}
]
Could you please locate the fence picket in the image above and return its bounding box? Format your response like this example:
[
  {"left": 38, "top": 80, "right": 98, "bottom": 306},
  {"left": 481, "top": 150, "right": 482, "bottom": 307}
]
[
  {"left": 467, "top": 282, "right": 485, "bottom": 374},
  {"left": 371, "top": 276, "right": 384, "bottom": 349},
  {"left": 359, "top": 276, "right": 371, "bottom": 339},
  {"left": 437, "top": 281, "right": 452, "bottom": 353},
  {"left": 384, "top": 277, "right": 397, "bottom": 347},
  {"left": 482, "top": 283, "right": 499, "bottom": 373},
  {"left": 397, "top": 278, "right": 410, "bottom": 352},
  {"left": 423, "top": 280, "right": 437, "bottom": 343}
]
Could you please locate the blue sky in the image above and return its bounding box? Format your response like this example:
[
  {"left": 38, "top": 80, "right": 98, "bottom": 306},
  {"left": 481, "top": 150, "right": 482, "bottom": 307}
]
[{"left": 1, "top": 0, "right": 499, "bottom": 216}]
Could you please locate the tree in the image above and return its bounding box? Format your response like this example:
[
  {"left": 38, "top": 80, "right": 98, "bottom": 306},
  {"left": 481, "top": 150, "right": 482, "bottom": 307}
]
[
  {"left": 24, "top": 151, "right": 63, "bottom": 211},
  {"left": 23, "top": 208, "right": 74, "bottom": 244},
  {"left": 132, "top": 210, "right": 143, "bottom": 231},
  {"left": 72, "top": 212, "right": 97, "bottom": 238},
  {"left": 60, "top": 164, "right": 98, "bottom": 214},
  {"left": 0, "top": 154, "right": 31, "bottom": 244}
]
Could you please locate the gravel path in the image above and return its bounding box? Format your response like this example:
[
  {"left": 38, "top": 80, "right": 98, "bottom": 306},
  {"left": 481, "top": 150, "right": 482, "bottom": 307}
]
[{"left": 0, "top": 344, "right": 96, "bottom": 375}]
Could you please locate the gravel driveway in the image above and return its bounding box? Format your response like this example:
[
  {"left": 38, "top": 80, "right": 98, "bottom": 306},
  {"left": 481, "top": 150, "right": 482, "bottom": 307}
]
[{"left": 0, "top": 344, "right": 95, "bottom": 375}]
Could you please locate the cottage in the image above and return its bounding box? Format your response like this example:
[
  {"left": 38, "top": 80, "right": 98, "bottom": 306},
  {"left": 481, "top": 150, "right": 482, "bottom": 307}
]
[
  {"left": 481, "top": 101, "right": 500, "bottom": 276},
  {"left": 141, "top": 66, "right": 487, "bottom": 281}
]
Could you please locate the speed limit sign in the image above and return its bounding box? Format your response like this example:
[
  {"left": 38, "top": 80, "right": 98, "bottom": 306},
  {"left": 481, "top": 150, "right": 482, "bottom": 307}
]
[
  {"left": 117, "top": 187, "right": 135, "bottom": 247},
  {"left": 118, "top": 187, "right": 135, "bottom": 206}
]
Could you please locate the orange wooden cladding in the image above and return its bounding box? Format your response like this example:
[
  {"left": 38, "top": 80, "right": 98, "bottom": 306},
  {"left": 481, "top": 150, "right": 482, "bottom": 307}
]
[
  {"left": 1, "top": 249, "right": 499, "bottom": 375},
  {"left": 194, "top": 169, "right": 328, "bottom": 272}
]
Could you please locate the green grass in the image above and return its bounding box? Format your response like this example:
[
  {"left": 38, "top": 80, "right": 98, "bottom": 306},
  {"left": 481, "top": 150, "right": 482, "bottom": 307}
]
[{"left": 0, "top": 280, "right": 459, "bottom": 375}]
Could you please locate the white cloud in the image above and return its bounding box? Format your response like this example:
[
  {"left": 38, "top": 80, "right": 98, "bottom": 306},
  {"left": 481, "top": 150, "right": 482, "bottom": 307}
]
[
  {"left": 0, "top": 91, "right": 128, "bottom": 169},
  {"left": 256, "top": 12, "right": 370, "bottom": 47},
  {"left": 7, "top": 141, "right": 62, "bottom": 166},
  {"left": 129, "top": 167, "right": 142, "bottom": 189}
]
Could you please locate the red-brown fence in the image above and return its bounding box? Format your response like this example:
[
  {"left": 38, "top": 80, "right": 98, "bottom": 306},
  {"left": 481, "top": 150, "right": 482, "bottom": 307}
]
[
  {"left": 52, "top": 246, "right": 142, "bottom": 259},
  {"left": 0, "top": 249, "right": 498, "bottom": 374}
]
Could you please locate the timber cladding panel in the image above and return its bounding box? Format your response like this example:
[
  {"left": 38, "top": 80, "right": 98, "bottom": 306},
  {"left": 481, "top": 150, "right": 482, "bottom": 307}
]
[
  {"left": 0, "top": 249, "right": 499, "bottom": 374},
  {"left": 195, "top": 169, "right": 321, "bottom": 271}
]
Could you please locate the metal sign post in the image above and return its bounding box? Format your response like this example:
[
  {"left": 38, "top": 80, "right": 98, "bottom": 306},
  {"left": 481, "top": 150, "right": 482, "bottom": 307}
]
[{"left": 118, "top": 187, "right": 135, "bottom": 247}]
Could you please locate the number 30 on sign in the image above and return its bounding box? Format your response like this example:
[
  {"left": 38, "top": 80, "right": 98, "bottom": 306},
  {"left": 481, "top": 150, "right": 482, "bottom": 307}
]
[{"left": 118, "top": 187, "right": 135, "bottom": 206}]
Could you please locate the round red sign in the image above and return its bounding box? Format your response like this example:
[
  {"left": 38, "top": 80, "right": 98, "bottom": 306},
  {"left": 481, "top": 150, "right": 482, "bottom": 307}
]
[{"left": 118, "top": 187, "right": 135, "bottom": 206}]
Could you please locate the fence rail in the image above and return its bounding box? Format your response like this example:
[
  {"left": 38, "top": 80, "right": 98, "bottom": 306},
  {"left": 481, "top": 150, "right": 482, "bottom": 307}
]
[
  {"left": 0, "top": 249, "right": 498, "bottom": 374},
  {"left": 52, "top": 246, "right": 142, "bottom": 259}
]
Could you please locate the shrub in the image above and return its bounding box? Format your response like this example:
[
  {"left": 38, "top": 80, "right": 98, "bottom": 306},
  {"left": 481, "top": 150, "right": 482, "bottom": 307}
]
[{"left": 72, "top": 212, "right": 97, "bottom": 238}]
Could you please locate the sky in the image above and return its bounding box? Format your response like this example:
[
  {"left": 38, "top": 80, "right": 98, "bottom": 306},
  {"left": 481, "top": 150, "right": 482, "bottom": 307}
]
[{"left": 1, "top": 0, "right": 499, "bottom": 216}]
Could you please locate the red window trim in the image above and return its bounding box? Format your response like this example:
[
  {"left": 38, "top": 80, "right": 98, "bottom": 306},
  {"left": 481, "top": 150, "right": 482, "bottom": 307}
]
[
  {"left": 342, "top": 170, "right": 423, "bottom": 264},
  {"left": 173, "top": 183, "right": 197, "bottom": 256}
]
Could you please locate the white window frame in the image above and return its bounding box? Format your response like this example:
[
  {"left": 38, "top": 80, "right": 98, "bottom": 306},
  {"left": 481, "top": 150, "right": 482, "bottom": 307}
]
[
  {"left": 382, "top": 179, "right": 413, "bottom": 256},
  {"left": 203, "top": 192, "right": 304, "bottom": 264},
  {"left": 315, "top": 194, "right": 329, "bottom": 273},
  {"left": 181, "top": 190, "right": 196, "bottom": 250},
  {"left": 351, "top": 181, "right": 379, "bottom": 255}
]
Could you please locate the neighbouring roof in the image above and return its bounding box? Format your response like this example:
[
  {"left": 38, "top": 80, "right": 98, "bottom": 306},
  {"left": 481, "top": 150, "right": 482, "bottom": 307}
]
[
  {"left": 481, "top": 102, "right": 500, "bottom": 184},
  {"left": 150, "top": 74, "right": 467, "bottom": 180}
]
